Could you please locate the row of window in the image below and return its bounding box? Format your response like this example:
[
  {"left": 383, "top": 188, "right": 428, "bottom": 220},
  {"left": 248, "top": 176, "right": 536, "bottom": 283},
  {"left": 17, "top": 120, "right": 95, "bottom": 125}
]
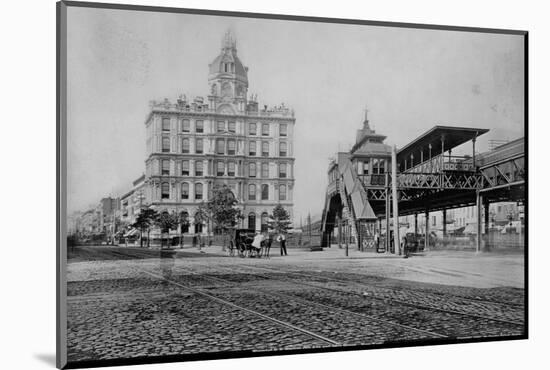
[
  {"left": 161, "top": 137, "right": 288, "bottom": 157},
  {"left": 248, "top": 184, "right": 287, "bottom": 201},
  {"left": 150, "top": 210, "right": 287, "bottom": 233},
  {"left": 160, "top": 159, "right": 289, "bottom": 178},
  {"left": 248, "top": 212, "right": 276, "bottom": 232},
  {"left": 161, "top": 182, "right": 203, "bottom": 200},
  {"left": 161, "top": 117, "right": 288, "bottom": 137},
  {"left": 358, "top": 158, "right": 387, "bottom": 175},
  {"left": 159, "top": 182, "right": 288, "bottom": 201}
]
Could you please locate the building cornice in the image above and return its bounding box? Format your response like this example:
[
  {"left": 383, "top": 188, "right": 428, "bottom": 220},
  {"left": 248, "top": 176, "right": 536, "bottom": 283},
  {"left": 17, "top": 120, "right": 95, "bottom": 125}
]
[{"left": 145, "top": 109, "right": 296, "bottom": 125}]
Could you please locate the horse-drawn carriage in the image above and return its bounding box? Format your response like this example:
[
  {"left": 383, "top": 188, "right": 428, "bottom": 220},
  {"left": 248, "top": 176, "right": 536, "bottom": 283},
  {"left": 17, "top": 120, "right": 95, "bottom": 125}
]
[{"left": 228, "top": 229, "right": 272, "bottom": 258}]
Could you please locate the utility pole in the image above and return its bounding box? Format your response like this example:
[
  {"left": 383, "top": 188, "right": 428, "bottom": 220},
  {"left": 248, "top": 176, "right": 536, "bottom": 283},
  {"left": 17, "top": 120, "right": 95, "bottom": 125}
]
[
  {"left": 392, "top": 145, "right": 401, "bottom": 256},
  {"left": 338, "top": 215, "right": 342, "bottom": 249},
  {"left": 345, "top": 221, "right": 349, "bottom": 257}
]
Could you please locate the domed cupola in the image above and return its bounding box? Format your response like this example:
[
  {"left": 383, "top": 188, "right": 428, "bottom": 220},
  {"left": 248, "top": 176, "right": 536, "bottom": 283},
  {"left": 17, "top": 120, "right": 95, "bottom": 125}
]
[{"left": 208, "top": 30, "right": 249, "bottom": 101}]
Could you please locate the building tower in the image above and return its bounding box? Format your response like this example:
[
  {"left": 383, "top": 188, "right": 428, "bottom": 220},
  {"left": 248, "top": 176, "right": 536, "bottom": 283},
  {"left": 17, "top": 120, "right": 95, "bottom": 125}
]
[
  {"left": 142, "top": 30, "right": 296, "bottom": 236},
  {"left": 208, "top": 30, "right": 249, "bottom": 113}
]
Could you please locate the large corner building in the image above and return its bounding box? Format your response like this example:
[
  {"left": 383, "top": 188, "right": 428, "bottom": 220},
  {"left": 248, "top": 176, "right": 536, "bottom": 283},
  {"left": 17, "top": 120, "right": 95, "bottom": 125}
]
[{"left": 142, "top": 31, "right": 295, "bottom": 233}]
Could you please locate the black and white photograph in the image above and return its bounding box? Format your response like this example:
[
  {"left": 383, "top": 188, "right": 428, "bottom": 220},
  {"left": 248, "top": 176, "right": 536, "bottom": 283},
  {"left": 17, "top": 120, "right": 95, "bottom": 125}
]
[{"left": 56, "top": 1, "right": 527, "bottom": 369}]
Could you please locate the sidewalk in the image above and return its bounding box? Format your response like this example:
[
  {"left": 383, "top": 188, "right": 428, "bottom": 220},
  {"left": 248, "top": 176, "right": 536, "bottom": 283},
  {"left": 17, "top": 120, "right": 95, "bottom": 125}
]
[{"left": 172, "top": 243, "right": 524, "bottom": 289}]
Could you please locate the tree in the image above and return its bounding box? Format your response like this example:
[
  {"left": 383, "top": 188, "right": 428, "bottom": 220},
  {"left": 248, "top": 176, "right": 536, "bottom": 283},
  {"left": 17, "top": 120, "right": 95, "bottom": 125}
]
[
  {"left": 132, "top": 208, "right": 158, "bottom": 248},
  {"left": 200, "top": 184, "right": 242, "bottom": 247},
  {"left": 268, "top": 204, "right": 292, "bottom": 235},
  {"left": 177, "top": 212, "right": 190, "bottom": 248},
  {"left": 155, "top": 212, "right": 180, "bottom": 249}
]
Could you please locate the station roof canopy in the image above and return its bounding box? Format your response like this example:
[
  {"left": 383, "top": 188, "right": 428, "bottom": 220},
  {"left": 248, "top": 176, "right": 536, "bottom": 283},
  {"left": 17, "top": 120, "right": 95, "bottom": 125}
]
[{"left": 397, "top": 125, "right": 489, "bottom": 164}]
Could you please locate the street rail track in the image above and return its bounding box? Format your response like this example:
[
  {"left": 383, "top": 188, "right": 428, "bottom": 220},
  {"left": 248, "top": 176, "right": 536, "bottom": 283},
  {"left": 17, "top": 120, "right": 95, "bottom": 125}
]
[
  {"left": 87, "top": 246, "right": 524, "bottom": 327},
  {"left": 75, "top": 246, "right": 524, "bottom": 340},
  {"left": 219, "top": 263, "right": 525, "bottom": 327},
  {"left": 171, "top": 264, "right": 448, "bottom": 339},
  {"left": 87, "top": 247, "right": 341, "bottom": 346}
]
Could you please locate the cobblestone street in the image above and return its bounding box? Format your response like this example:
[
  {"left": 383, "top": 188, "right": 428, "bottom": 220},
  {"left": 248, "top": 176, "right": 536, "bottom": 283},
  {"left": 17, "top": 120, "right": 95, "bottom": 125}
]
[{"left": 66, "top": 245, "right": 525, "bottom": 364}]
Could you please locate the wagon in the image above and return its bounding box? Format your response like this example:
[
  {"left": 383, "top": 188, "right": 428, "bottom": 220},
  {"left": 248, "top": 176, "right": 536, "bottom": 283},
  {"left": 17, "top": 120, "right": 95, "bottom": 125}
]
[{"left": 229, "top": 229, "right": 266, "bottom": 258}]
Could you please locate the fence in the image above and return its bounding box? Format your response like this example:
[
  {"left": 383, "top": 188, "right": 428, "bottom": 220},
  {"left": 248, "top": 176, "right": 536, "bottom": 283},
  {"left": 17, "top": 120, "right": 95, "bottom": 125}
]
[{"left": 434, "top": 232, "right": 524, "bottom": 251}]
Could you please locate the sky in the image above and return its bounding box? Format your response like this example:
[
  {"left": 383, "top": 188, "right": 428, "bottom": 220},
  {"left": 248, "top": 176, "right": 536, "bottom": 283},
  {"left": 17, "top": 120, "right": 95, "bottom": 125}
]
[{"left": 66, "top": 7, "right": 525, "bottom": 222}]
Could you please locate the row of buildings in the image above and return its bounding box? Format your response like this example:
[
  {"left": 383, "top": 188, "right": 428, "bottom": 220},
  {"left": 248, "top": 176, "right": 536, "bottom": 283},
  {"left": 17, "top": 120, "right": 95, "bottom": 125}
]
[{"left": 69, "top": 31, "right": 295, "bottom": 242}]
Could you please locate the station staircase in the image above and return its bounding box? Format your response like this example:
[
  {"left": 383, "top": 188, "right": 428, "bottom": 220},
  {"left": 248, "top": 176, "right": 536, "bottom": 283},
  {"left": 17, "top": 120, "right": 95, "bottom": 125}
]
[{"left": 321, "top": 156, "right": 377, "bottom": 246}]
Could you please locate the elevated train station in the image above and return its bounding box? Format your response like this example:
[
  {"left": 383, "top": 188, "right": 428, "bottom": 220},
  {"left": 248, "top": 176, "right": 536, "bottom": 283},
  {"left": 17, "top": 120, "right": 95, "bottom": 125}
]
[{"left": 321, "top": 112, "right": 525, "bottom": 254}]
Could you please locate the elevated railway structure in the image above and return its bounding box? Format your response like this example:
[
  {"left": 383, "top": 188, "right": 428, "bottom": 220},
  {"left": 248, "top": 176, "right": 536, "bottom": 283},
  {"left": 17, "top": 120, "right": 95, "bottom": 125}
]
[{"left": 321, "top": 113, "right": 525, "bottom": 253}]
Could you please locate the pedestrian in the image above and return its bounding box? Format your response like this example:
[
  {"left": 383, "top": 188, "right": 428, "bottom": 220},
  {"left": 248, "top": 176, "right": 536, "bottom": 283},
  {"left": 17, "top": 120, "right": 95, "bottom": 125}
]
[
  {"left": 251, "top": 232, "right": 263, "bottom": 257},
  {"left": 374, "top": 231, "right": 379, "bottom": 250},
  {"left": 197, "top": 233, "right": 205, "bottom": 252},
  {"left": 264, "top": 233, "right": 272, "bottom": 258},
  {"left": 277, "top": 232, "right": 287, "bottom": 256},
  {"left": 401, "top": 235, "right": 409, "bottom": 257}
]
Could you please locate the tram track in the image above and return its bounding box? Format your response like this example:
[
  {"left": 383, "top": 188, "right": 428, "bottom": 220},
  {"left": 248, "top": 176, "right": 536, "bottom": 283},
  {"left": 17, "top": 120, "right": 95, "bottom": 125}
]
[
  {"left": 171, "top": 264, "right": 448, "bottom": 339},
  {"left": 200, "top": 262, "right": 525, "bottom": 328},
  {"left": 88, "top": 246, "right": 524, "bottom": 327},
  {"left": 97, "top": 246, "right": 523, "bottom": 309},
  {"left": 75, "top": 246, "right": 524, "bottom": 342},
  {"left": 84, "top": 247, "right": 341, "bottom": 347}
]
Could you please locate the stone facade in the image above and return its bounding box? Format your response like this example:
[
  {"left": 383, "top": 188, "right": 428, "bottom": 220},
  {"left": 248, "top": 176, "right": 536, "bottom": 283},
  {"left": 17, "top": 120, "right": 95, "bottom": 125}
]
[{"left": 142, "top": 31, "right": 295, "bottom": 233}]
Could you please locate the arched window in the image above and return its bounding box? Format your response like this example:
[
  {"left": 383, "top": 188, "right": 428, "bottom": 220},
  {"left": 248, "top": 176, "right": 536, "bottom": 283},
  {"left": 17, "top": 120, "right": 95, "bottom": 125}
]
[
  {"left": 249, "top": 141, "right": 256, "bottom": 156},
  {"left": 181, "top": 183, "right": 189, "bottom": 199},
  {"left": 161, "top": 182, "right": 170, "bottom": 199},
  {"left": 162, "top": 137, "right": 170, "bottom": 153},
  {"left": 195, "top": 183, "right": 203, "bottom": 200},
  {"left": 195, "top": 120, "right": 204, "bottom": 133},
  {"left": 249, "top": 123, "right": 257, "bottom": 135},
  {"left": 217, "top": 139, "right": 225, "bottom": 154},
  {"left": 162, "top": 117, "right": 170, "bottom": 132},
  {"left": 249, "top": 162, "right": 256, "bottom": 177},
  {"left": 195, "top": 161, "right": 203, "bottom": 176},
  {"left": 262, "top": 141, "right": 269, "bottom": 157},
  {"left": 279, "top": 142, "right": 287, "bottom": 157},
  {"left": 227, "top": 162, "right": 236, "bottom": 176},
  {"left": 261, "top": 212, "right": 269, "bottom": 232},
  {"left": 182, "top": 119, "right": 190, "bottom": 132},
  {"left": 182, "top": 138, "right": 190, "bottom": 154},
  {"left": 217, "top": 161, "right": 225, "bottom": 176},
  {"left": 248, "top": 184, "right": 256, "bottom": 200},
  {"left": 181, "top": 160, "right": 189, "bottom": 176},
  {"left": 261, "top": 163, "right": 269, "bottom": 178},
  {"left": 227, "top": 140, "right": 236, "bottom": 155},
  {"left": 279, "top": 184, "right": 287, "bottom": 201},
  {"left": 180, "top": 211, "right": 189, "bottom": 233},
  {"left": 261, "top": 184, "right": 269, "bottom": 200},
  {"left": 195, "top": 138, "right": 203, "bottom": 154},
  {"left": 279, "top": 163, "right": 287, "bottom": 178},
  {"left": 194, "top": 212, "right": 203, "bottom": 233},
  {"left": 248, "top": 213, "right": 256, "bottom": 231},
  {"left": 162, "top": 160, "right": 170, "bottom": 175}
]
